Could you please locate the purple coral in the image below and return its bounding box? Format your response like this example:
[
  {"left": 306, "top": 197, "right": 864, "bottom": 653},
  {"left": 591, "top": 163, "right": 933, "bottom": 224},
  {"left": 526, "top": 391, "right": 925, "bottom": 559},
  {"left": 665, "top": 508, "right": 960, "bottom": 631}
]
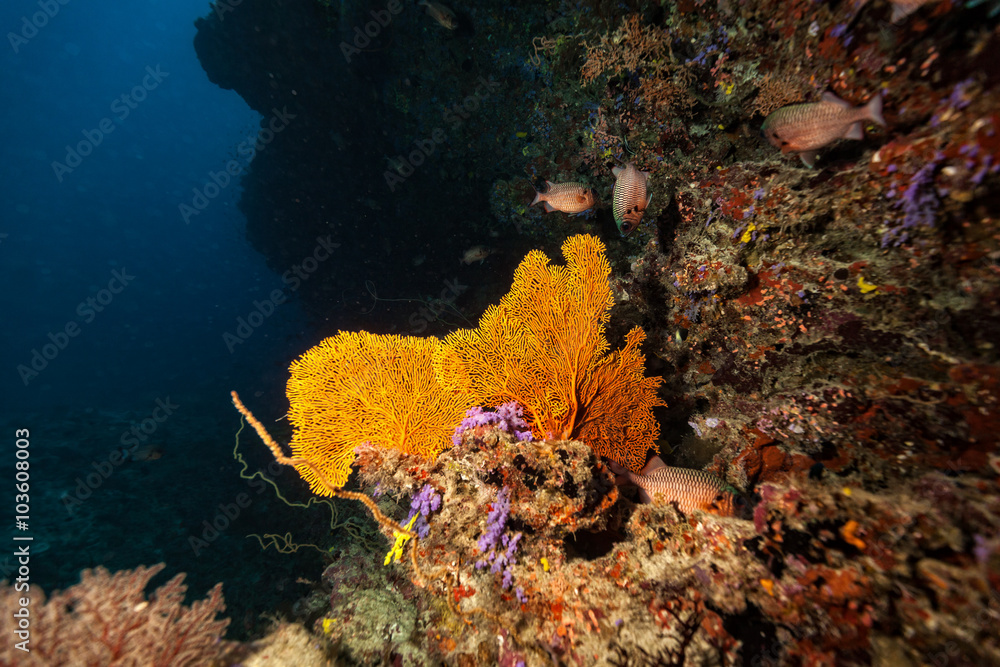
[
  {"left": 972, "top": 155, "right": 996, "bottom": 186},
  {"left": 406, "top": 484, "right": 442, "bottom": 539},
  {"left": 973, "top": 535, "right": 992, "bottom": 566},
  {"left": 883, "top": 158, "right": 942, "bottom": 248},
  {"left": 830, "top": 23, "right": 848, "bottom": 38},
  {"left": 828, "top": 23, "right": 852, "bottom": 46},
  {"left": 948, "top": 78, "right": 974, "bottom": 111},
  {"left": 477, "top": 487, "right": 511, "bottom": 554},
  {"left": 453, "top": 402, "right": 533, "bottom": 445},
  {"left": 476, "top": 487, "right": 524, "bottom": 595}
]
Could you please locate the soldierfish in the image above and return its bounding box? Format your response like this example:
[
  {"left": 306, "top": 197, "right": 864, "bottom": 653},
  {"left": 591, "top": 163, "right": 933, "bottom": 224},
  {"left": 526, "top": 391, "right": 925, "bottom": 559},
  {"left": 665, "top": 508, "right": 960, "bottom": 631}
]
[
  {"left": 761, "top": 92, "right": 886, "bottom": 168},
  {"left": 611, "top": 162, "right": 652, "bottom": 236},
  {"left": 609, "top": 458, "right": 744, "bottom": 517},
  {"left": 419, "top": 0, "right": 458, "bottom": 29},
  {"left": 530, "top": 181, "right": 596, "bottom": 215}
]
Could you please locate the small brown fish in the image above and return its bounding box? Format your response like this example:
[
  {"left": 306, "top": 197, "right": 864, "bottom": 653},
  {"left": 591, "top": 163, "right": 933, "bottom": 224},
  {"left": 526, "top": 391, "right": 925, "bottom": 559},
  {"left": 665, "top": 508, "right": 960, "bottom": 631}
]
[
  {"left": 610, "top": 458, "right": 743, "bottom": 517},
  {"left": 460, "top": 245, "right": 492, "bottom": 265},
  {"left": 761, "top": 92, "right": 886, "bottom": 168},
  {"left": 530, "top": 181, "right": 596, "bottom": 215},
  {"left": 419, "top": 0, "right": 458, "bottom": 30},
  {"left": 121, "top": 444, "right": 164, "bottom": 462},
  {"left": 611, "top": 163, "right": 652, "bottom": 236}
]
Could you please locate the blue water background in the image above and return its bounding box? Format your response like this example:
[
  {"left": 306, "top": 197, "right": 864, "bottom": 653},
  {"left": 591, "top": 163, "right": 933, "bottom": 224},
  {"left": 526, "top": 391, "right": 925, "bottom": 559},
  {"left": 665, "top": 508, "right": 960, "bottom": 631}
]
[{"left": 0, "top": 0, "right": 326, "bottom": 633}]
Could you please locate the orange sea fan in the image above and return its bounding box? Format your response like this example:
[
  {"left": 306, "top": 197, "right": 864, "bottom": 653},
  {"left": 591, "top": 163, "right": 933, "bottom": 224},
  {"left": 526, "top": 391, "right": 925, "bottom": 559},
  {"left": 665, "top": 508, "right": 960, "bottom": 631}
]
[
  {"left": 433, "top": 234, "right": 665, "bottom": 472},
  {"left": 286, "top": 331, "right": 473, "bottom": 495}
]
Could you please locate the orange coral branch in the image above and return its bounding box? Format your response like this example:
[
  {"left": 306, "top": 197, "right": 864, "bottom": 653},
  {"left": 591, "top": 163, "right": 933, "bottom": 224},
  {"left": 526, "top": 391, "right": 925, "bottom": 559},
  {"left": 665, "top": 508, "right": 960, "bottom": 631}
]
[
  {"left": 230, "top": 391, "right": 415, "bottom": 539},
  {"left": 284, "top": 332, "right": 472, "bottom": 494},
  {"left": 434, "top": 234, "right": 665, "bottom": 471}
]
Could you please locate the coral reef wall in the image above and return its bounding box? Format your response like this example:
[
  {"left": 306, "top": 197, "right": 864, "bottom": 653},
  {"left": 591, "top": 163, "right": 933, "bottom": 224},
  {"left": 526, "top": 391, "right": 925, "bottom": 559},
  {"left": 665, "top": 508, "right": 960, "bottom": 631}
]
[{"left": 198, "top": 0, "right": 1000, "bottom": 663}]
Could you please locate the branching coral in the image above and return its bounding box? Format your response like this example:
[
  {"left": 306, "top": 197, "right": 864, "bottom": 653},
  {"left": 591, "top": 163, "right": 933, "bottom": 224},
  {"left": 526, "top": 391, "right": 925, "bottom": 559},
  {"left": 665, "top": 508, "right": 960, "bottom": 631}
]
[
  {"left": 231, "top": 391, "right": 418, "bottom": 541},
  {"left": 434, "top": 234, "right": 665, "bottom": 472},
  {"left": 285, "top": 331, "right": 474, "bottom": 494},
  {"left": 231, "top": 236, "right": 664, "bottom": 565},
  {"left": 581, "top": 15, "right": 696, "bottom": 117},
  {"left": 404, "top": 483, "right": 442, "bottom": 540},
  {"left": 750, "top": 70, "right": 812, "bottom": 118},
  {"left": 581, "top": 15, "right": 671, "bottom": 84},
  {"left": 475, "top": 486, "right": 525, "bottom": 602},
  {"left": 0, "top": 564, "right": 234, "bottom": 667},
  {"left": 882, "top": 157, "right": 943, "bottom": 247}
]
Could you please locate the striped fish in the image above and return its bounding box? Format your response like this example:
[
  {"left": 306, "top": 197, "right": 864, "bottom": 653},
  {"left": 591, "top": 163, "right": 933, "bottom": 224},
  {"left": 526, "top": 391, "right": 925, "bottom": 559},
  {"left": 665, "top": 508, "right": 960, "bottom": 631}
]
[
  {"left": 625, "top": 466, "right": 743, "bottom": 517},
  {"left": 761, "top": 92, "right": 886, "bottom": 168},
  {"left": 531, "top": 181, "right": 596, "bottom": 215},
  {"left": 612, "top": 163, "right": 652, "bottom": 236}
]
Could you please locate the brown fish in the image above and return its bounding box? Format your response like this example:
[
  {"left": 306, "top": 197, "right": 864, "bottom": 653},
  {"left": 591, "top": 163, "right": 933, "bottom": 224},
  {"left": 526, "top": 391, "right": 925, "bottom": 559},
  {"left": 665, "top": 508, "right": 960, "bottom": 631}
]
[
  {"left": 419, "top": 0, "right": 458, "bottom": 29},
  {"left": 530, "top": 181, "right": 596, "bottom": 215},
  {"left": 611, "top": 162, "right": 652, "bottom": 236},
  {"left": 121, "top": 444, "right": 164, "bottom": 462},
  {"left": 610, "top": 458, "right": 743, "bottom": 517},
  {"left": 761, "top": 92, "right": 886, "bottom": 168},
  {"left": 460, "top": 245, "right": 492, "bottom": 265}
]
